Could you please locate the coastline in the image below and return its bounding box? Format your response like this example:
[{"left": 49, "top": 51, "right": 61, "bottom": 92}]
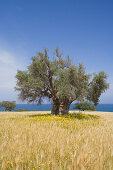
[{"left": 0, "top": 110, "right": 113, "bottom": 118}]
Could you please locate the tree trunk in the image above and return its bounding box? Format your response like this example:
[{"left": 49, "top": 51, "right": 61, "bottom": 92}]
[
  {"left": 59, "top": 102, "right": 70, "bottom": 115},
  {"left": 51, "top": 99, "right": 71, "bottom": 115},
  {"left": 51, "top": 99, "right": 59, "bottom": 115}
]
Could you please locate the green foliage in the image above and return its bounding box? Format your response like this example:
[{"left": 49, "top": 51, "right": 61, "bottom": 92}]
[
  {"left": 15, "top": 48, "right": 109, "bottom": 115},
  {"left": 0, "top": 101, "right": 16, "bottom": 111},
  {"left": 73, "top": 102, "right": 95, "bottom": 111},
  {"left": 87, "top": 72, "right": 109, "bottom": 106},
  {"left": 15, "top": 48, "right": 89, "bottom": 104}
]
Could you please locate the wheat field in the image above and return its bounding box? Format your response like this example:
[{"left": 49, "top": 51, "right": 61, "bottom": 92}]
[{"left": 0, "top": 111, "right": 113, "bottom": 170}]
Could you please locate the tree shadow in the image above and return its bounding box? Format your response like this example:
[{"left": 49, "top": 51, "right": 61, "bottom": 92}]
[
  {"left": 27, "top": 113, "right": 99, "bottom": 120},
  {"left": 62, "top": 113, "right": 99, "bottom": 120},
  {"left": 28, "top": 113, "right": 51, "bottom": 118}
]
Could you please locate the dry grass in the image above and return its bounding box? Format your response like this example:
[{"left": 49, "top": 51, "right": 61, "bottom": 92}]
[{"left": 0, "top": 111, "right": 113, "bottom": 169}]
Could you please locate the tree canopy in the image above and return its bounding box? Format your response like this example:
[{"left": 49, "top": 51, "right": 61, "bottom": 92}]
[
  {"left": 0, "top": 101, "right": 16, "bottom": 111},
  {"left": 15, "top": 48, "right": 109, "bottom": 115},
  {"left": 87, "top": 72, "right": 109, "bottom": 106}
]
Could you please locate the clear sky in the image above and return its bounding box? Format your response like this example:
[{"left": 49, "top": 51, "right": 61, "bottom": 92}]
[{"left": 0, "top": 0, "right": 113, "bottom": 103}]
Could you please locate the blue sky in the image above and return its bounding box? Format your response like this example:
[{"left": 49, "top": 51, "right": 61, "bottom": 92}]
[{"left": 0, "top": 0, "right": 113, "bottom": 103}]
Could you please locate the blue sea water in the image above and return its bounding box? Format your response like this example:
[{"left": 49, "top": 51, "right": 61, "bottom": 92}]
[{"left": 0, "top": 104, "right": 113, "bottom": 112}]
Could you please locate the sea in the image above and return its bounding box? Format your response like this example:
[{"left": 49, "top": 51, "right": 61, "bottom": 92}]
[{"left": 0, "top": 104, "right": 113, "bottom": 112}]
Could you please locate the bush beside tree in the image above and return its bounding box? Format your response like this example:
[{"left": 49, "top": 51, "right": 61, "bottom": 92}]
[{"left": 74, "top": 102, "right": 95, "bottom": 111}]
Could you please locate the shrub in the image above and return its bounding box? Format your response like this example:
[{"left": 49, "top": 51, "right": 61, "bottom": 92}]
[
  {"left": 73, "top": 102, "right": 95, "bottom": 111},
  {"left": 0, "top": 101, "right": 16, "bottom": 111}
]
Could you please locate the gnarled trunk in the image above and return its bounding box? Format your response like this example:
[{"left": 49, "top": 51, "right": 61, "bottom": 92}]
[
  {"left": 59, "top": 102, "right": 70, "bottom": 115},
  {"left": 51, "top": 99, "right": 59, "bottom": 115},
  {"left": 51, "top": 99, "right": 71, "bottom": 115}
]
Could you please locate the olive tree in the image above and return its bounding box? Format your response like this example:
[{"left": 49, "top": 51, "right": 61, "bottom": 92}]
[{"left": 15, "top": 48, "right": 109, "bottom": 115}]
